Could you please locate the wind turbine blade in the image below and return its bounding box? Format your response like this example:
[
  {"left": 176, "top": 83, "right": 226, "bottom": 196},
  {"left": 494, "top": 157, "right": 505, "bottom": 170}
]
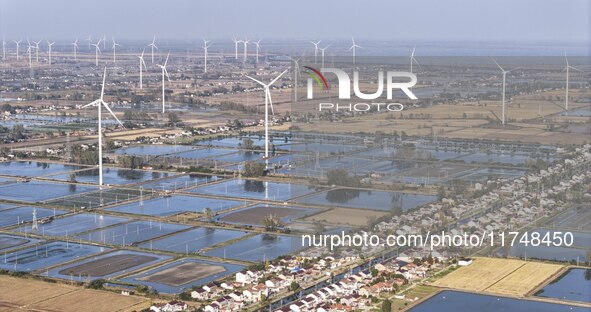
[
  {"left": 81, "top": 100, "right": 100, "bottom": 108},
  {"left": 269, "top": 69, "right": 289, "bottom": 86},
  {"left": 267, "top": 88, "right": 275, "bottom": 115},
  {"left": 101, "top": 101, "right": 125, "bottom": 128},
  {"left": 492, "top": 58, "right": 504, "bottom": 72},
  {"left": 164, "top": 52, "right": 170, "bottom": 67},
  {"left": 100, "top": 67, "right": 107, "bottom": 100},
  {"left": 245, "top": 75, "right": 266, "bottom": 86},
  {"left": 506, "top": 67, "right": 521, "bottom": 73},
  {"left": 164, "top": 68, "right": 171, "bottom": 81},
  {"left": 564, "top": 52, "right": 569, "bottom": 67},
  {"left": 568, "top": 65, "right": 584, "bottom": 72}
]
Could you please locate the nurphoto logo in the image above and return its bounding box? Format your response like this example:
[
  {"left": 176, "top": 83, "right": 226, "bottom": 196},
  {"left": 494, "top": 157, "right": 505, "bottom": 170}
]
[{"left": 303, "top": 65, "right": 418, "bottom": 112}]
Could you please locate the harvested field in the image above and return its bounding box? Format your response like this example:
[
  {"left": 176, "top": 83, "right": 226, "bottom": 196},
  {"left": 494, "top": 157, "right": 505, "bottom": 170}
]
[
  {"left": 0, "top": 275, "right": 149, "bottom": 312},
  {"left": 431, "top": 257, "right": 565, "bottom": 296},
  {"left": 138, "top": 262, "right": 226, "bottom": 287},
  {"left": 486, "top": 262, "right": 563, "bottom": 296},
  {"left": 58, "top": 254, "right": 158, "bottom": 277},
  {"left": 304, "top": 207, "right": 389, "bottom": 227}
]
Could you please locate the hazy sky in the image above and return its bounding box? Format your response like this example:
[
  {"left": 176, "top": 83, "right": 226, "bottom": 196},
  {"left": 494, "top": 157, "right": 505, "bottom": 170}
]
[{"left": 0, "top": 0, "right": 589, "bottom": 44}]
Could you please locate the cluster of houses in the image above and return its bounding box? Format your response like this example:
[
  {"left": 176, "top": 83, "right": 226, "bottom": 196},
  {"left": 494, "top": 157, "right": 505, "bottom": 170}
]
[
  {"left": 188, "top": 256, "right": 358, "bottom": 311},
  {"left": 149, "top": 300, "right": 189, "bottom": 312},
  {"left": 187, "top": 254, "right": 441, "bottom": 312},
  {"left": 274, "top": 257, "right": 437, "bottom": 312}
]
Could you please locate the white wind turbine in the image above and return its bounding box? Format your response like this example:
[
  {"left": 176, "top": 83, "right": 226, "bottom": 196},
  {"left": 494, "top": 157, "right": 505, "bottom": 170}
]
[
  {"left": 72, "top": 38, "right": 79, "bottom": 61},
  {"left": 232, "top": 37, "right": 243, "bottom": 60},
  {"left": 253, "top": 39, "right": 261, "bottom": 64},
  {"left": 33, "top": 40, "right": 41, "bottom": 62},
  {"left": 138, "top": 49, "right": 147, "bottom": 89},
  {"left": 47, "top": 41, "right": 55, "bottom": 65},
  {"left": 157, "top": 52, "right": 171, "bottom": 113},
  {"left": 564, "top": 52, "right": 584, "bottom": 111},
  {"left": 319, "top": 45, "right": 329, "bottom": 69},
  {"left": 111, "top": 38, "right": 121, "bottom": 63},
  {"left": 349, "top": 37, "right": 361, "bottom": 64},
  {"left": 92, "top": 42, "right": 101, "bottom": 66},
  {"left": 493, "top": 59, "right": 519, "bottom": 125},
  {"left": 242, "top": 37, "right": 249, "bottom": 63},
  {"left": 101, "top": 34, "right": 106, "bottom": 49},
  {"left": 2, "top": 38, "right": 5, "bottom": 60},
  {"left": 202, "top": 39, "right": 211, "bottom": 73},
  {"left": 14, "top": 40, "right": 22, "bottom": 61},
  {"left": 148, "top": 36, "right": 158, "bottom": 64},
  {"left": 409, "top": 46, "right": 420, "bottom": 73},
  {"left": 310, "top": 40, "right": 321, "bottom": 64},
  {"left": 245, "top": 69, "right": 289, "bottom": 162},
  {"left": 80, "top": 67, "right": 125, "bottom": 188},
  {"left": 86, "top": 35, "right": 92, "bottom": 50}
]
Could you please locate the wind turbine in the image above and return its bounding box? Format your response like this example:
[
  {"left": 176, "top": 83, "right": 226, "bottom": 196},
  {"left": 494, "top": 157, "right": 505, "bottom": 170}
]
[
  {"left": 410, "top": 46, "right": 420, "bottom": 73},
  {"left": 148, "top": 36, "right": 158, "bottom": 63},
  {"left": 101, "top": 34, "right": 106, "bottom": 49},
  {"left": 80, "top": 67, "right": 125, "bottom": 188},
  {"left": 564, "top": 52, "right": 583, "bottom": 111},
  {"left": 253, "top": 39, "right": 261, "bottom": 64},
  {"left": 157, "top": 52, "right": 171, "bottom": 113},
  {"left": 86, "top": 35, "right": 92, "bottom": 50},
  {"left": 319, "top": 46, "right": 329, "bottom": 69},
  {"left": 1, "top": 38, "right": 5, "bottom": 60},
  {"left": 242, "top": 37, "right": 249, "bottom": 63},
  {"left": 72, "top": 38, "right": 79, "bottom": 61},
  {"left": 14, "top": 40, "right": 21, "bottom": 61},
  {"left": 111, "top": 38, "right": 120, "bottom": 63},
  {"left": 47, "top": 41, "right": 55, "bottom": 65},
  {"left": 33, "top": 40, "right": 41, "bottom": 62},
  {"left": 349, "top": 37, "right": 361, "bottom": 64},
  {"left": 92, "top": 42, "right": 101, "bottom": 66},
  {"left": 310, "top": 40, "right": 321, "bottom": 64},
  {"left": 493, "top": 59, "right": 519, "bottom": 125},
  {"left": 138, "top": 49, "right": 147, "bottom": 89},
  {"left": 202, "top": 39, "right": 211, "bottom": 73},
  {"left": 245, "top": 69, "right": 289, "bottom": 162},
  {"left": 232, "top": 37, "right": 243, "bottom": 60}
]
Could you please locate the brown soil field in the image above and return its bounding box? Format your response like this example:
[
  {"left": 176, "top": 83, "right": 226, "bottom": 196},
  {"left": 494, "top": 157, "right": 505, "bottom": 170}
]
[
  {"left": 58, "top": 254, "right": 158, "bottom": 277},
  {"left": 305, "top": 207, "right": 389, "bottom": 227},
  {"left": 138, "top": 262, "right": 225, "bottom": 287},
  {"left": 221, "top": 206, "right": 314, "bottom": 225},
  {"left": 0, "top": 275, "right": 149, "bottom": 312}
]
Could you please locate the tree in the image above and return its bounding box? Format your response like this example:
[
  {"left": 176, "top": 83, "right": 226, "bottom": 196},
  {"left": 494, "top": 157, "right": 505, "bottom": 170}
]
[
  {"left": 262, "top": 214, "right": 281, "bottom": 232},
  {"left": 11, "top": 124, "right": 25, "bottom": 140},
  {"left": 326, "top": 169, "right": 361, "bottom": 187},
  {"left": 381, "top": 299, "right": 392, "bottom": 312},
  {"left": 290, "top": 281, "right": 300, "bottom": 292},
  {"left": 87, "top": 278, "right": 106, "bottom": 289},
  {"left": 243, "top": 163, "right": 266, "bottom": 177},
  {"left": 241, "top": 138, "right": 255, "bottom": 150},
  {"left": 204, "top": 207, "right": 214, "bottom": 221},
  {"left": 167, "top": 112, "right": 181, "bottom": 127}
]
